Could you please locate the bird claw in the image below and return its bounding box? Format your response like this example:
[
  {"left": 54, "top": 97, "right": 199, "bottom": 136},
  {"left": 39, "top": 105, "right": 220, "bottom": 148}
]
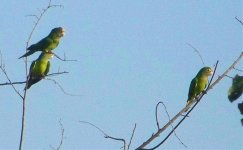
[{"left": 202, "top": 90, "right": 207, "bottom": 94}]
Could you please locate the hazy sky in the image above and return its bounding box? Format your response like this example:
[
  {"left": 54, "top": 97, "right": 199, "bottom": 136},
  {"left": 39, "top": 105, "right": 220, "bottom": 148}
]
[{"left": 0, "top": 0, "right": 242, "bottom": 149}]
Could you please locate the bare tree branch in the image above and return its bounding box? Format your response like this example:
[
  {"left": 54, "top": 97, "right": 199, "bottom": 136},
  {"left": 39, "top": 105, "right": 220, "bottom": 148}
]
[
  {"left": 54, "top": 53, "right": 77, "bottom": 62},
  {"left": 233, "top": 66, "right": 243, "bottom": 72},
  {"left": 79, "top": 121, "right": 126, "bottom": 150},
  {"left": 128, "top": 123, "right": 137, "bottom": 150},
  {"left": 0, "top": 71, "right": 68, "bottom": 86},
  {"left": 235, "top": 16, "right": 243, "bottom": 25},
  {"left": 208, "top": 52, "right": 243, "bottom": 89},
  {"left": 225, "top": 75, "right": 234, "bottom": 79},
  {"left": 45, "top": 78, "right": 82, "bottom": 96},
  {"left": 50, "top": 119, "right": 65, "bottom": 150},
  {"left": 155, "top": 102, "right": 161, "bottom": 130},
  {"left": 186, "top": 43, "right": 205, "bottom": 66},
  {"left": 157, "top": 101, "right": 187, "bottom": 148},
  {"left": 47, "top": 71, "right": 69, "bottom": 77},
  {"left": 0, "top": 51, "right": 23, "bottom": 99},
  {"left": 0, "top": 81, "right": 26, "bottom": 86}
]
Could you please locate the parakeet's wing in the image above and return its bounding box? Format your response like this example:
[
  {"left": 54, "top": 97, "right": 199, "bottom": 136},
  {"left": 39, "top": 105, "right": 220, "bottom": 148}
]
[
  {"left": 188, "top": 78, "right": 198, "bottom": 102},
  {"left": 19, "top": 37, "right": 53, "bottom": 59},
  {"left": 29, "top": 61, "right": 36, "bottom": 75},
  {"left": 28, "top": 37, "right": 53, "bottom": 51},
  {"left": 25, "top": 61, "right": 37, "bottom": 89},
  {"left": 44, "top": 61, "right": 50, "bottom": 76}
]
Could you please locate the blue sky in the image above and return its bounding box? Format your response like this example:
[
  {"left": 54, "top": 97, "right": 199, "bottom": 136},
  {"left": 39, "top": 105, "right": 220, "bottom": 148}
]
[{"left": 0, "top": 0, "right": 242, "bottom": 149}]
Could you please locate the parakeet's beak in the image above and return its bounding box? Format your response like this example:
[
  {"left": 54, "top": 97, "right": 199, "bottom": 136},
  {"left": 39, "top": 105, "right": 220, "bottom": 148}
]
[
  {"left": 60, "top": 28, "right": 65, "bottom": 37},
  {"left": 208, "top": 69, "right": 213, "bottom": 75}
]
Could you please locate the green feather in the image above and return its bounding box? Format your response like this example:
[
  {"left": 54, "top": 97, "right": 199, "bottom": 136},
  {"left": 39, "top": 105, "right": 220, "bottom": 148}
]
[
  {"left": 19, "top": 27, "right": 64, "bottom": 59},
  {"left": 25, "top": 52, "right": 53, "bottom": 89},
  {"left": 187, "top": 67, "right": 213, "bottom": 103}
]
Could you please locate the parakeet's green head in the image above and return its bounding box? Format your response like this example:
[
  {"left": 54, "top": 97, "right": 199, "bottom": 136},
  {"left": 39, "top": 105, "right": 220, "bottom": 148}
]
[
  {"left": 197, "top": 67, "right": 213, "bottom": 77},
  {"left": 49, "top": 27, "right": 65, "bottom": 38},
  {"left": 38, "top": 51, "right": 54, "bottom": 60}
]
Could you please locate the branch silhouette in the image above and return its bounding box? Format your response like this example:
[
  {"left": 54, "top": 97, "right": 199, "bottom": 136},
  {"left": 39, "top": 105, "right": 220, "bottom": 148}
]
[
  {"left": 79, "top": 121, "right": 126, "bottom": 150},
  {"left": 186, "top": 43, "right": 205, "bottom": 66},
  {"left": 54, "top": 53, "right": 77, "bottom": 62},
  {"left": 79, "top": 121, "right": 136, "bottom": 150},
  {"left": 50, "top": 119, "right": 65, "bottom": 150},
  {"left": 235, "top": 16, "right": 243, "bottom": 25},
  {"left": 155, "top": 101, "right": 187, "bottom": 148},
  {"left": 128, "top": 124, "right": 137, "bottom": 150},
  {"left": 45, "top": 78, "right": 83, "bottom": 96},
  {"left": 0, "top": 71, "right": 68, "bottom": 86},
  {"left": 0, "top": 52, "right": 24, "bottom": 99}
]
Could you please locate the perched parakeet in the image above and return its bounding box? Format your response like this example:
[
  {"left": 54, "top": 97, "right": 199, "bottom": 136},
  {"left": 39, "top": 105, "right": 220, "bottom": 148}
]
[
  {"left": 19, "top": 27, "right": 65, "bottom": 59},
  {"left": 228, "top": 75, "right": 243, "bottom": 102},
  {"left": 185, "top": 67, "right": 213, "bottom": 110},
  {"left": 25, "top": 51, "right": 54, "bottom": 89}
]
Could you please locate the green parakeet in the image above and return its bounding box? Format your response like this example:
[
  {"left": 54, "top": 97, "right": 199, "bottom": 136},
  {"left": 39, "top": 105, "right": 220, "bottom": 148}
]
[
  {"left": 186, "top": 67, "right": 213, "bottom": 109},
  {"left": 19, "top": 27, "right": 65, "bottom": 59},
  {"left": 25, "top": 51, "right": 54, "bottom": 89},
  {"left": 228, "top": 75, "right": 243, "bottom": 102}
]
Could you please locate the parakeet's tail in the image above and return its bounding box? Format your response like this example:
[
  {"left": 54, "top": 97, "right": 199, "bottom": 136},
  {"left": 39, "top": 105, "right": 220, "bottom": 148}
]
[
  {"left": 19, "top": 50, "right": 37, "bottom": 59},
  {"left": 25, "top": 78, "right": 42, "bottom": 90}
]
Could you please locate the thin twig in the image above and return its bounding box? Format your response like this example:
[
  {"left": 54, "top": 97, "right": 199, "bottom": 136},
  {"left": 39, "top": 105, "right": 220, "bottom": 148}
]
[
  {"left": 155, "top": 102, "right": 161, "bottom": 130},
  {"left": 50, "top": 119, "right": 65, "bottom": 150},
  {"left": 0, "top": 81, "right": 26, "bottom": 86},
  {"left": 57, "top": 119, "right": 65, "bottom": 150},
  {"left": 233, "top": 67, "right": 243, "bottom": 72},
  {"left": 0, "top": 71, "right": 68, "bottom": 86},
  {"left": 0, "top": 66, "right": 24, "bottom": 99},
  {"left": 128, "top": 124, "right": 137, "bottom": 150},
  {"left": 186, "top": 43, "right": 205, "bottom": 66},
  {"left": 225, "top": 75, "right": 233, "bottom": 79},
  {"left": 54, "top": 53, "right": 77, "bottom": 62},
  {"left": 45, "top": 78, "right": 83, "bottom": 96},
  {"left": 79, "top": 121, "right": 126, "bottom": 150},
  {"left": 79, "top": 121, "right": 108, "bottom": 136},
  {"left": 0, "top": 51, "right": 24, "bottom": 98},
  {"left": 208, "top": 52, "right": 243, "bottom": 89},
  {"left": 235, "top": 16, "right": 243, "bottom": 25},
  {"left": 47, "top": 71, "right": 69, "bottom": 77},
  {"left": 105, "top": 135, "right": 126, "bottom": 150},
  {"left": 159, "top": 102, "right": 187, "bottom": 148}
]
